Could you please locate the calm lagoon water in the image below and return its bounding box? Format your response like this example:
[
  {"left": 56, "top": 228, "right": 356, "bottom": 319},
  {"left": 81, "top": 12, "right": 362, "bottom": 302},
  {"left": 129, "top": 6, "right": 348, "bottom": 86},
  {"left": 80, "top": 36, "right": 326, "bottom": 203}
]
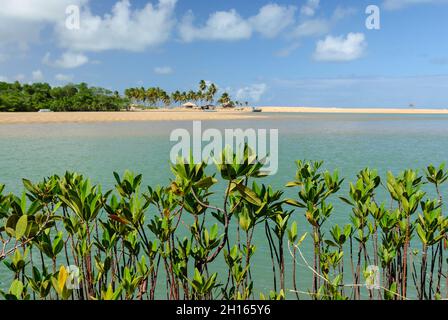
[{"left": 1, "top": 113, "right": 448, "bottom": 297}]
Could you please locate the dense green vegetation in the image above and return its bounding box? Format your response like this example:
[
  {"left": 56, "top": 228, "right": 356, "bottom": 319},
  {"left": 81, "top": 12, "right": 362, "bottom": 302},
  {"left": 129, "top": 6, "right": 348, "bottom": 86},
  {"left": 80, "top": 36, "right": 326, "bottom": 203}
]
[
  {"left": 0, "top": 80, "right": 243, "bottom": 112},
  {"left": 1, "top": 146, "right": 447, "bottom": 300},
  {"left": 0, "top": 82, "right": 127, "bottom": 112}
]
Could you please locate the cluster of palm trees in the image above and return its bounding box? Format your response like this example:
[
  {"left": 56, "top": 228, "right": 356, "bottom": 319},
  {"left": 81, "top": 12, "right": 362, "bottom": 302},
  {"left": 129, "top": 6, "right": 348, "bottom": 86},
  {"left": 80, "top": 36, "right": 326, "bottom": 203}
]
[
  {"left": 124, "top": 86, "right": 170, "bottom": 108},
  {"left": 124, "top": 80, "right": 241, "bottom": 109}
]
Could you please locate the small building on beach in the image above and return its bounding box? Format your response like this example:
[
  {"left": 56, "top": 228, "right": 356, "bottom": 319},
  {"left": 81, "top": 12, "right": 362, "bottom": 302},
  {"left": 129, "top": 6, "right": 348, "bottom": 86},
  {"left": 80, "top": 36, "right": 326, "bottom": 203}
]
[{"left": 182, "top": 102, "right": 198, "bottom": 109}]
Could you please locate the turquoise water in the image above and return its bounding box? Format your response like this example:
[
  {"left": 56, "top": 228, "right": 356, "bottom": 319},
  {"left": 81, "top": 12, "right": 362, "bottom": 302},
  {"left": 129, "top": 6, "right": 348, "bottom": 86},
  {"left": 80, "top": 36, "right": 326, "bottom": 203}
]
[{"left": 1, "top": 113, "right": 448, "bottom": 297}]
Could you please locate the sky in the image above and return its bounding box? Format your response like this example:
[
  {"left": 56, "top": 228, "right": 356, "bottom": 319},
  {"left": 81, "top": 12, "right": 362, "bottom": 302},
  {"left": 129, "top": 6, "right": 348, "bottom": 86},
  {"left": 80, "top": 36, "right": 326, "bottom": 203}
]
[{"left": 0, "top": 0, "right": 448, "bottom": 107}]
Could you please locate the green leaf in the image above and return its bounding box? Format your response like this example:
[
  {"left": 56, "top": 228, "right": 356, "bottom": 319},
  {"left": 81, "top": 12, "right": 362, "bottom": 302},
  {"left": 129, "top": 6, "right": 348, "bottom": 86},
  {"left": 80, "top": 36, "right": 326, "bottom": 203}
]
[
  {"left": 9, "top": 279, "right": 24, "bottom": 299},
  {"left": 233, "top": 183, "right": 262, "bottom": 206},
  {"left": 285, "top": 181, "right": 301, "bottom": 188},
  {"left": 194, "top": 176, "right": 217, "bottom": 189},
  {"left": 288, "top": 221, "right": 298, "bottom": 242},
  {"left": 15, "top": 215, "right": 28, "bottom": 239}
]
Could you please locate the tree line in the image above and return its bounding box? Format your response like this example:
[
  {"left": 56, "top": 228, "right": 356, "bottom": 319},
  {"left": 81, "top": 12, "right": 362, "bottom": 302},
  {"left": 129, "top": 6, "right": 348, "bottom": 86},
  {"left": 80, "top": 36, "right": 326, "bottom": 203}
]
[
  {"left": 0, "top": 81, "right": 126, "bottom": 112},
  {"left": 0, "top": 80, "right": 245, "bottom": 112}
]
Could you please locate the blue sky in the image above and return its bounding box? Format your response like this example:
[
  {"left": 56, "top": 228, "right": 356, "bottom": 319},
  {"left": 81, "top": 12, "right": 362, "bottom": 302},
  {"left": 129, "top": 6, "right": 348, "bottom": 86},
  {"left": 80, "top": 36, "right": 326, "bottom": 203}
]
[{"left": 1, "top": 0, "right": 448, "bottom": 107}]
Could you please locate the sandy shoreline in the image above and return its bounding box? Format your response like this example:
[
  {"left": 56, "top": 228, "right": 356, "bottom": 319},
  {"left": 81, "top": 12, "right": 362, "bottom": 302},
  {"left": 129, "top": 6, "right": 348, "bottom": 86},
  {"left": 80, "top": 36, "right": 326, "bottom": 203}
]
[
  {"left": 0, "top": 110, "right": 263, "bottom": 124},
  {"left": 1, "top": 107, "right": 448, "bottom": 124}
]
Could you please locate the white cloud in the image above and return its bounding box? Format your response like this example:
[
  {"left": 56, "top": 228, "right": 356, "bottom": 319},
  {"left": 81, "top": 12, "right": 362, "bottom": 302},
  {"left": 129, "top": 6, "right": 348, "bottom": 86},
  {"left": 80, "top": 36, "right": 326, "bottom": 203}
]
[
  {"left": 32, "top": 70, "right": 44, "bottom": 81},
  {"left": 301, "top": 0, "right": 320, "bottom": 17},
  {"left": 43, "top": 52, "right": 89, "bottom": 69},
  {"left": 55, "top": 73, "right": 73, "bottom": 82},
  {"left": 290, "top": 5, "right": 355, "bottom": 40},
  {"left": 249, "top": 4, "right": 296, "bottom": 38},
  {"left": 0, "top": 75, "right": 8, "bottom": 82},
  {"left": 179, "top": 9, "right": 252, "bottom": 42},
  {"left": 236, "top": 83, "right": 267, "bottom": 102},
  {"left": 0, "top": 0, "right": 85, "bottom": 22},
  {"left": 0, "top": 0, "right": 176, "bottom": 53},
  {"left": 314, "top": 33, "right": 367, "bottom": 62},
  {"left": 154, "top": 66, "right": 173, "bottom": 75},
  {"left": 56, "top": 0, "right": 177, "bottom": 52},
  {"left": 0, "top": 0, "right": 85, "bottom": 47},
  {"left": 179, "top": 3, "right": 297, "bottom": 42},
  {"left": 383, "top": 0, "right": 448, "bottom": 10}
]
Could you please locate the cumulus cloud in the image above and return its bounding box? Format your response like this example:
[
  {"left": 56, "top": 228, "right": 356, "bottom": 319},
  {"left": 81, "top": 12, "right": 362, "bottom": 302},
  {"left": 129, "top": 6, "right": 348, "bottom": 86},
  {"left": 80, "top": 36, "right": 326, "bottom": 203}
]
[
  {"left": 383, "top": 0, "right": 448, "bottom": 10},
  {"left": 179, "top": 9, "right": 252, "bottom": 42},
  {"left": 236, "top": 83, "right": 267, "bottom": 102},
  {"left": 0, "top": 0, "right": 85, "bottom": 47},
  {"left": 0, "top": 0, "right": 85, "bottom": 22},
  {"left": 249, "top": 4, "right": 296, "bottom": 38},
  {"left": 313, "top": 33, "right": 367, "bottom": 62},
  {"left": 154, "top": 66, "right": 174, "bottom": 75},
  {"left": 179, "top": 3, "right": 297, "bottom": 42},
  {"left": 32, "top": 70, "right": 44, "bottom": 81},
  {"left": 56, "top": 0, "right": 177, "bottom": 52},
  {"left": 277, "top": 4, "right": 355, "bottom": 57},
  {"left": 43, "top": 52, "right": 89, "bottom": 68},
  {"left": 301, "top": 0, "right": 320, "bottom": 17},
  {"left": 0, "top": 0, "right": 176, "bottom": 53},
  {"left": 55, "top": 73, "right": 73, "bottom": 82}
]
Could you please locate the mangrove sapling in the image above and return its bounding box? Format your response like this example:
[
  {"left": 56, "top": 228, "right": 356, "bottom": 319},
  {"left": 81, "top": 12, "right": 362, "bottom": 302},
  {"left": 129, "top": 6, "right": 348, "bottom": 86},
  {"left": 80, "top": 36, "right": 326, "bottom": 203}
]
[
  {"left": 386, "top": 170, "right": 425, "bottom": 299},
  {"left": 223, "top": 245, "right": 252, "bottom": 300},
  {"left": 286, "top": 160, "right": 343, "bottom": 297},
  {"left": 58, "top": 172, "right": 106, "bottom": 298},
  {"left": 414, "top": 199, "right": 447, "bottom": 299},
  {"left": 424, "top": 164, "right": 448, "bottom": 297},
  {"left": 236, "top": 182, "right": 284, "bottom": 297},
  {"left": 317, "top": 245, "right": 346, "bottom": 300},
  {"left": 287, "top": 223, "right": 308, "bottom": 299},
  {"left": 325, "top": 224, "right": 352, "bottom": 297},
  {"left": 378, "top": 208, "right": 401, "bottom": 299},
  {"left": 340, "top": 168, "right": 382, "bottom": 299},
  {"left": 425, "top": 164, "right": 448, "bottom": 205}
]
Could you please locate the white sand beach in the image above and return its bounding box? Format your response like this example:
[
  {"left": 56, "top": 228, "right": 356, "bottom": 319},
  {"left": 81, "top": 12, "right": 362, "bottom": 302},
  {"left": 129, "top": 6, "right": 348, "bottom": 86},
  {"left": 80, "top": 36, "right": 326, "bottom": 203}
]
[{"left": 1, "top": 107, "right": 448, "bottom": 124}]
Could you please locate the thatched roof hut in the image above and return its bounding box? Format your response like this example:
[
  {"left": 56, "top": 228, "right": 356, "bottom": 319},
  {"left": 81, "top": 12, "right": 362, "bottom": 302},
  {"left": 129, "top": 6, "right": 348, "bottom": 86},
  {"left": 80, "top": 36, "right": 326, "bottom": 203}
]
[
  {"left": 221, "top": 102, "right": 235, "bottom": 109},
  {"left": 182, "top": 102, "right": 198, "bottom": 109}
]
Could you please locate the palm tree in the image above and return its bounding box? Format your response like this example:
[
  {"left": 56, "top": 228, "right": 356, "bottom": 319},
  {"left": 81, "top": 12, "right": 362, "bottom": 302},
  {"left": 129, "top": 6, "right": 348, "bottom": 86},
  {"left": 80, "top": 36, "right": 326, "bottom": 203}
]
[
  {"left": 161, "top": 90, "right": 171, "bottom": 107},
  {"left": 206, "top": 83, "right": 217, "bottom": 105},
  {"left": 218, "top": 92, "right": 233, "bottom": 108},
  {"left": 171, "top": 90, "right": 182, "bottom": 107},
  {"left": 137, "top": 87, "right": 146, "bottom": 106},
  {"left": 199, "top": 80, "right": 207, "bottom": 93},
  {"left": 197, "top": 80, "right": 210, "bottom": 107},
  {"left": 187, "top": 90, "right": 197, "bottom": 105},
  {"left": 180, "top": 91, "right": 188, "bottom": 105}
]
